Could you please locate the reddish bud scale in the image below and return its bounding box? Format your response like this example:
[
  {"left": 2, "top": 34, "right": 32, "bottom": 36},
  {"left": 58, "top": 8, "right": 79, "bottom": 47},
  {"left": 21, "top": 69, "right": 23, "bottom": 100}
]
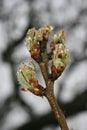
[
  {"left": 50, "top": 42, "right": 55, "bottom": 53},
  {"left": 51, "top": 64, "right": 65, "bottom": 80},
  {"left": 21, "top": 79, "right": 44, "bottom": 96},
  {"left": 40, "top": 38, "right": 48, "bottom": 52},
  {"left": 29, "top": 79, "right": 45, "bottom": 96},
  {"left": 58, "top": 53, "right": 62, "bottom": 58},
  {"left": 29, "top": 79, "right": 38, "bottom": 88},
  {"left": 21, "top": 87, "right": 28, "bottom": 91},
  {"left": 30, "top": 85, "right": 45, "bottom": 96},
  {"left": 50, "top": 42, "right": 64, "bottom": 58},
  {"left": 30, "top": 44, "right": 41, "bottom": 62},
  {"left": 21, "top": 86, "right": 44, "bottom": 96}
]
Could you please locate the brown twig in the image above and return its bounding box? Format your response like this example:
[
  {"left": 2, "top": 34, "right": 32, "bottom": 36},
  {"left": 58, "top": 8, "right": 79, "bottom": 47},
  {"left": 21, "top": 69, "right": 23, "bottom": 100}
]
[{"left": 39, "top": 52, "right": 69, "bottom": 130}]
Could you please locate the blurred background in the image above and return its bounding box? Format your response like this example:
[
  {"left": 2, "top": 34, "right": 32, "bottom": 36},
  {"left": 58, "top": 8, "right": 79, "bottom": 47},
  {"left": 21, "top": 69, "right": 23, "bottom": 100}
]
[{"left": 0, "top": 0, "right": 87, "bottom": 130}]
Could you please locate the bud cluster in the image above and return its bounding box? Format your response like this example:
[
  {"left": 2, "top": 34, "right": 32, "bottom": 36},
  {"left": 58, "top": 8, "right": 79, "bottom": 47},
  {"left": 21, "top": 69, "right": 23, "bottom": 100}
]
[
  {"left": 51, "top": 44, "right": 69, "bottom": 80},
  {"left": 26, "top": 25, "right": 53, "bottom": 62},
  {"left": 17, "top": 25, "right": 70, "bottom": 95},
  {"left": 50, "top": 30, "right": 65, "bottom": 54},
  {"left": 50, "top": 31, "right": 70, "bottom": 80},
  {"left": 17, "top": 61, "right": 44, "bottom": 96}
]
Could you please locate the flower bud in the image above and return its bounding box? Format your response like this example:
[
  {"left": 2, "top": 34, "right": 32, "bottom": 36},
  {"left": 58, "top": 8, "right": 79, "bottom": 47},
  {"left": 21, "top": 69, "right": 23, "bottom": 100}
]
[
  {"left": 17, "top": 60, "right": 44, "bottom": 96},
  {"left": 51, "top": 44, "right": 70, "bottom": 80}
]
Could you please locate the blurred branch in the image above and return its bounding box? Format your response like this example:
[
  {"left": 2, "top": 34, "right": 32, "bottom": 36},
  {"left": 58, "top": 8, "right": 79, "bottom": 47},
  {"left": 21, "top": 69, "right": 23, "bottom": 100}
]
[
  {"left": 0, "top": 95, "right": 14, "bottom": 123},
  {"left": 2, "top": 0, "right": 37, "bottom": 63},
  {"left": 61, "top": 89, "right": 87, "bottom": 116},
  {"left": 12, "top": 90, "right": 87, "bottom": 130}
]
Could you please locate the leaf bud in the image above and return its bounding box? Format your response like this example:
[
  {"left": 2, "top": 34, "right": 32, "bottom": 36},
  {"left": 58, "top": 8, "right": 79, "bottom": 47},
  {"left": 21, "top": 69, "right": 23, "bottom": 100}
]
[{"left": 17, "top": 60, "right": 44, "bottom": 96}]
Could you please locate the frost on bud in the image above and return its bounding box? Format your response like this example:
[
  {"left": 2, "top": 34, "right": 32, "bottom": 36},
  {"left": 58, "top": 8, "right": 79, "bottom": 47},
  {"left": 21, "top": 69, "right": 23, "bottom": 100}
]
[
  {"left": 51, "top": 44, "right": 70, "bottom": 80},
  {"left": 17, "top": 60, "right": 44, "bottom": 96}
]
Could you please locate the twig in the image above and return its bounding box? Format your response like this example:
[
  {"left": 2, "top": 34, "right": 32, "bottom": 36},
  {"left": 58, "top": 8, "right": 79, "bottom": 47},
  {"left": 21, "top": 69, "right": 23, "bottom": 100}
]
[{"left": 39, "top": 52, "right": 69, "bottom": 130}]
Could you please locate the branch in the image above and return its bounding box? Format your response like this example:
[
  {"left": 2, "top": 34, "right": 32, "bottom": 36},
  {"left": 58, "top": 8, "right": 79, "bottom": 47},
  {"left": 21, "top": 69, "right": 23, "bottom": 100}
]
[
  {"left": 39, "top": 51, "right": 69, "bottom": 130},
  {"left": 12, "top": 90, "right": 87, "bottom": 130}
]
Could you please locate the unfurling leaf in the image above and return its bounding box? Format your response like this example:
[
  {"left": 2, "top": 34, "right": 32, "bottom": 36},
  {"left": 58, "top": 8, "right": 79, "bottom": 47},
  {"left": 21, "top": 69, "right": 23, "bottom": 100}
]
[{"left": 17, "top": 60, "right": 44, "bottom": 96}]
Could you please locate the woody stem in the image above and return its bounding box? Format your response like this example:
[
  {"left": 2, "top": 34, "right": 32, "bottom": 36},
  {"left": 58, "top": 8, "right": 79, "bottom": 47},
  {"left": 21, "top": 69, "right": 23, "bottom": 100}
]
[{"left": 39, "top": 52, "right": 69, "bottom": 130}]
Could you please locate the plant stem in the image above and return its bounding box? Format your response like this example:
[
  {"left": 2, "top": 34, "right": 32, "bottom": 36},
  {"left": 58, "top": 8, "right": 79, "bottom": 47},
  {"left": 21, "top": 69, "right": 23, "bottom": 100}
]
[
  {"left": 46, "top": 89, "right": 69, "bottom": 130},
  {"left": 39, "top": 52, "right": 69, "bottom": 130}
]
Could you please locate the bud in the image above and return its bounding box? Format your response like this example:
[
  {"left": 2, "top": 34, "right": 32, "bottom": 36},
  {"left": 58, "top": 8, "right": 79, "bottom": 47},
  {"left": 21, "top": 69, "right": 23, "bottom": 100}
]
[
  {"left": 53, "top": 30, "right": 66, "bottom": 44},
  {"left": 26, "top": 28, "right": 37, "bottom": 50},
  {"left": 50, "top": 42, "right": 55, "bottom": 55},
  {"left": 30, "top": 43, "right": 41, "bottom": 62},
  {"left": 26, "top": 26, "right": 53, "bottom": 62},
  {"left": 51, "top": 44, "right": 70, "bottom": 80},
  {"left": 38, "top": 25, "right": 53, "bottom": 39},
  {"left": 26, "top": 28, "right": 41, "bottom": 62},
  {"left": 50, "top": 30, "right": 66, "bottom": 56},
  {"left": 17, "top": 60, "right": 44, "bottom": 96}
]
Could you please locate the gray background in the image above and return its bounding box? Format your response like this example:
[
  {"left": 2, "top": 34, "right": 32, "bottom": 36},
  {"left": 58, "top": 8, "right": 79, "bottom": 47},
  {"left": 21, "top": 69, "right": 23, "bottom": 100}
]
[{"left": 0, "top": 0, "right": 87, "bottom": 130}]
